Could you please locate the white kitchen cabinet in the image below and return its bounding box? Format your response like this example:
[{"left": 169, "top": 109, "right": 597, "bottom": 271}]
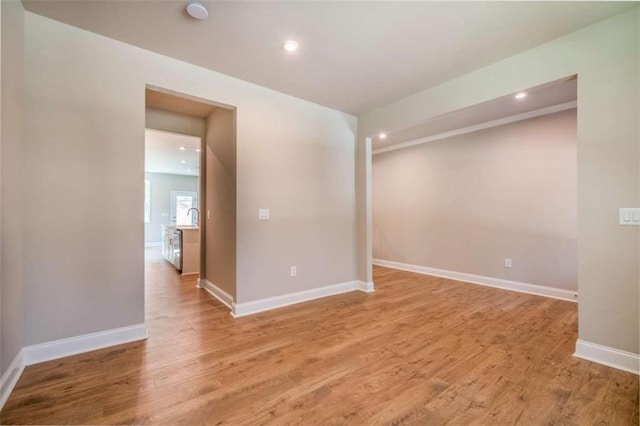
[{"left": 161, "top": 225, "right": 200, "bottom": 275}]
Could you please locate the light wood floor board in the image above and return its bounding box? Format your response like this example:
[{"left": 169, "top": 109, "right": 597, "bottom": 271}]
[{"left": 1, "top": 250, "right": 638, "bottom": 424}]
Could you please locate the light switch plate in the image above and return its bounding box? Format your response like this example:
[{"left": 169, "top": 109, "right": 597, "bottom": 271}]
[
  {"left": 259, "top": 208, "right": 270, "bottom": 220},
  {"left": 619, "top": 208, "right": 640, "bottom": 226}
]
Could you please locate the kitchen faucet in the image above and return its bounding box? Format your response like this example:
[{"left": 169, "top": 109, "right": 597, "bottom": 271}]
[{"left": 186, "top": 207, "right": 200, "bottom": 226}]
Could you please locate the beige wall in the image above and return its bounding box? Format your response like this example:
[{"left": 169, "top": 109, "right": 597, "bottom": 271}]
[
  {"left": 144, "top": 172, "right": 199, "bottom": 244},
  {"left": 373, "top": 109, "right": 577, "bottom": 291},
  {"left": 146, "top": 107, "right": 206, "bottom": 139},
  {"left": 358, "top": 8, "right": 639, "bottom": 354},
  {"left": 23, "top": 12, "right": 356, "bottom": 344},
  {"left": 204, "top": 108, "right": 236, "bottom": 298},
  {"left": 1, "top": 0, "right": 25, "bottom": 375}
]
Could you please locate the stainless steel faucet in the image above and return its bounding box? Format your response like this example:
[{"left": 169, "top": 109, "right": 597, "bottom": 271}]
[{"left": 186, "top": 207, "right": 200, "bottom": 226}]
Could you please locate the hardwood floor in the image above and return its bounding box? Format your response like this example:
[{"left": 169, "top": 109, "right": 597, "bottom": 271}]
[{"left": 1, "top": 250, "right": 638, "bottom": 425}]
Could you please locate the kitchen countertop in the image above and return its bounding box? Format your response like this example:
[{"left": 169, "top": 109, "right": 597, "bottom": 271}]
[{"left": 163, "top": 225, "right": 200, "bottom": 231}]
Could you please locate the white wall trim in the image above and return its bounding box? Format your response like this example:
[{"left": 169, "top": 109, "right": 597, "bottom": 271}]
[
  {"left": 232, "top": 280, "right": 373, "bottom": 318},
  {"left": 358, "top": 280, "right": 375, "bottom": 293},
  {"left": 144, "top": 242, "right": 162, "bottom": 248},
  {"left": 0, "top": 350, "right": 25, "bottom": 410},
  {"left": 201, "top": 279, "right": 234, "bottom": 309},
  {"left": 23, "top": 323, "right": 148, "bottom": 366},
  {"left": 575, "top": 339, "right": 639, "bottom": 375},
  {"left": 373, "top": 101, "right": 577, "bottom": 155},
  {"left": 373, "top": 258, "right": 578, "bottom": 302}
]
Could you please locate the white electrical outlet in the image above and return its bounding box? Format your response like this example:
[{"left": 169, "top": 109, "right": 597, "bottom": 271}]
[
  {"left": 290, "top": 266, "right": 297, "bottom": 277},
  {"left": 207, "top": 210, "right": 211, "bottom": 220},
  {"left": 504, "top": 258, "right": 512, "bottom": 268},
  {"left": 259, "top": 208, "right": 270, "bottom": 220}
]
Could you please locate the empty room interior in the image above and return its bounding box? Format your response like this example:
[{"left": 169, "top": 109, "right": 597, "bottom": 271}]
[{"left": 0, "top": 1, "right": 638, "bottom": 424}]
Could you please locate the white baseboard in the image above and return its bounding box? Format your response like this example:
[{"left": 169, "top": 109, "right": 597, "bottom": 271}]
[
  {"left": 358, "top": 280, "right": 375, "bottom": 293},
  {"left": 23, "top": 323, "right": 148, "bottom": 366},
  {"left": 0, "top": 350, "right": 25, "bottom": 410},
  {"left": 575, "top": 339, "right": 639, "bottom": 375},
  {"left": 144, "top": 242, "right": 162, "bottom": 248},
  {"left": 200, "top": 279, "right": 234, "bottom": 309},
  {"left": 373, "top": 258, "right": 578, "bottom": 302},
  {"left": 232, "top": 280, "right": 373, "bottom": 318}
]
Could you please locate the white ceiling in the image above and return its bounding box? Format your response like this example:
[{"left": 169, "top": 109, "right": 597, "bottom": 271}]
[
  {"left": 23, "top": 1, "right": 635, "bottom": 115},
  {"left": 374, "top": 77, "right": 577, "bottom": 151},
  {"left": 145, "top": 129, "right": 200, "bottom": 176}
]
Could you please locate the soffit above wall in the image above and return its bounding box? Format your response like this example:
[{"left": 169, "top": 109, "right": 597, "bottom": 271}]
[
  {"left": 22, "top": 1, "right": 634, "bottom": 115},
  {"left": 146, "top": 89, "right": 217, "bottom": 118},
  {"left": 373, "top": 77, "right": 577, "bottom": 152}
]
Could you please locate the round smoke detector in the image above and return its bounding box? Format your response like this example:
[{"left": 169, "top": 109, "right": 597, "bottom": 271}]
[{"left": 186, "top": 2, "right": 208, "bottom": 20}]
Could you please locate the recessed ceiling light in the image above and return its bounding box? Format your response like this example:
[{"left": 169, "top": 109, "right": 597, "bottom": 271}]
[
  {"left": 186, "top": 2, "right": 208, "bottom": 20},
  {"left": 283, "top": 40, "right": 299, "bottom": 52},
  {"left": 195, "top": 148, "right": 201, "bottom": 152},
  {"left": 379, "top": 133, "right": 387, "bottom": 139},
  {"left": 515, "top": 92, "right": 527, "bottom": 100},
  {"left": 179, "top": 146, "right": 186, "bottom": 151},
  {"left": 181, "top": 160, "right": 186, "bottom": 164}
]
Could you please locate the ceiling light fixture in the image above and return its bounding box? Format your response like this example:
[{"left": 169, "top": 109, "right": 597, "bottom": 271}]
[
  {"left": 186, "top": 2, "right": 208, "bottom": 20},
  {"left": 195, "top": 148, "right": 201, "bottom": 152},
  {"left": 179, "top": 146, "right": 186, "bottom": 151},
  {"left": 181, "top": 160, "right": 186, "bottom": 164},
  {"left": 283, "top": 40, "right": 299, "bottom": 52},
  {"left": 379, "top": 133, "right": 387, "bottom": 139},
  {"left": 515, "top": 92, "right": 527, "bottom": 100}
]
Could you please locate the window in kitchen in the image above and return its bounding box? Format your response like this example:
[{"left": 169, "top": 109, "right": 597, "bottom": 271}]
[{"left": 171, "top": 191, "right": 198, "bottom": 226}]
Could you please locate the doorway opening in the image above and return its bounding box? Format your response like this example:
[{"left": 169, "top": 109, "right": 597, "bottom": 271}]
[
  {"left": 145, "top": 127, "right": 201, "bottom": 274},
  {"left": 144, "top": 86, "right": 237, "bottom": 323}
]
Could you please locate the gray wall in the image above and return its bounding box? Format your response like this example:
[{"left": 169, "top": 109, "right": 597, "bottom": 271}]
[
  {"left": 204, "top": 108, "right": 237, "bottom": 299},
  {"left": 373, "top": 109, "right": 577, "bottom": 291},
  {"left": 23, "top": 12, "right": 355, "bottom": 345},
  {"left": 358, "top": 9, "right": 639, "bottom": 354},
  {"left": 144, "top": 172, "right": 199, "bottom": 244},
  {"left": 1, "top": 0, "right": 25, "bottom": 375}
]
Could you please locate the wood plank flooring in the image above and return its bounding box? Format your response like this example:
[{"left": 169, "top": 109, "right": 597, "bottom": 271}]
[{"left": 1, "top": 249, "right": 638, "bottom": 424}]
